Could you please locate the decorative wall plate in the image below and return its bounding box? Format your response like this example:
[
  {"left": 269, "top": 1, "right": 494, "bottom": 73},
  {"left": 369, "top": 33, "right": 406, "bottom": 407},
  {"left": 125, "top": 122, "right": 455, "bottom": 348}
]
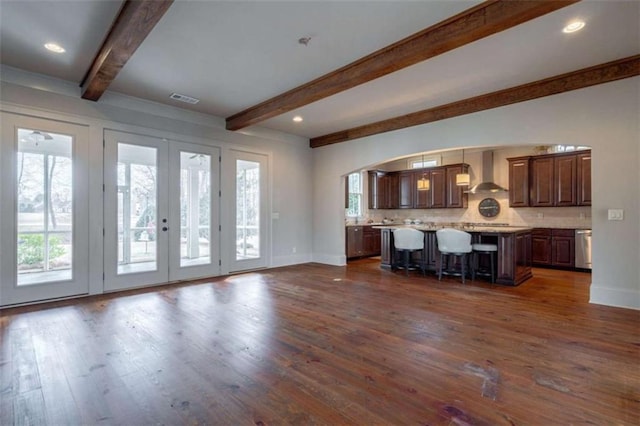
[{"left": 478, "top": 198, "right": 500, "bottom": 218}]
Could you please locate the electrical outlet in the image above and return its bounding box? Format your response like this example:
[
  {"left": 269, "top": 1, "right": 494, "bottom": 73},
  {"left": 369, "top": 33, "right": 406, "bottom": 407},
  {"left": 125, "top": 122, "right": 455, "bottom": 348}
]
[{"left": 608, "top": 209, "right": 624, "bottom": 221}]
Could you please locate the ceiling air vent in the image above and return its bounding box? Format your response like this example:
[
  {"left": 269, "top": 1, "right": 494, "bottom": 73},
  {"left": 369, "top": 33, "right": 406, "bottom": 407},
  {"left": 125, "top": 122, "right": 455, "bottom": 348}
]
[{"left": 169, "top": 93, "right": 200, "bottom": 104}]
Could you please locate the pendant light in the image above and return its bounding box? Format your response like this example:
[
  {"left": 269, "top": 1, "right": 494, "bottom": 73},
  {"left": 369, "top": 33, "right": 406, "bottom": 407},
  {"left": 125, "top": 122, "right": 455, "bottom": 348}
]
[
  {"left": 416, "top": 153, "right": 430, "bottom": 191},
  {"left": 456, "top": 148, "right": 470, "bottom": 186}
]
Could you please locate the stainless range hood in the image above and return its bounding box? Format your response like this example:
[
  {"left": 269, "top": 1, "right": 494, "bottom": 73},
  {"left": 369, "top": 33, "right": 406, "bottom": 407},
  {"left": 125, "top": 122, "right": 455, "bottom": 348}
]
[{"left": 466, "top": 151, "right": 508, "bottom": 194}]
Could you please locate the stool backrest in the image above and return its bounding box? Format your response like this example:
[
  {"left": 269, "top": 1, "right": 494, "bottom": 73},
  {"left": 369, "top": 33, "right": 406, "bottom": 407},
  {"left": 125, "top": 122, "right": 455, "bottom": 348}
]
[
  {"left": 393, "top": 228, "right": 424, "bottom": 250},
  {"left": 436, "top": 228, "right": 472, "bottom": 253}
]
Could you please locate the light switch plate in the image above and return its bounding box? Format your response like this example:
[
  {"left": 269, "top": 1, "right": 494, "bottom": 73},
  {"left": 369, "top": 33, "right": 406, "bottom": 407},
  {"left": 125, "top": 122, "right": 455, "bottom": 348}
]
[{"left": 607, "top": 209, "right": 624, "bottom": 221}]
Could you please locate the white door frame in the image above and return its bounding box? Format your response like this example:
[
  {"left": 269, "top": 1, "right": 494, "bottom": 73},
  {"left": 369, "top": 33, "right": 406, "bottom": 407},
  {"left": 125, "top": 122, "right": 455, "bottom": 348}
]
[
  {"left": 227, "top": 149, "right": 270, "bottom": 273},
  {"left": 0, "top": 113, "right": 90, "bottom": 306},
  {"left": 168, "top": 141, "right": 221, "bottom": 281},
  {"left": 103, "top": 130, "right": 169, "bottom": 291}
]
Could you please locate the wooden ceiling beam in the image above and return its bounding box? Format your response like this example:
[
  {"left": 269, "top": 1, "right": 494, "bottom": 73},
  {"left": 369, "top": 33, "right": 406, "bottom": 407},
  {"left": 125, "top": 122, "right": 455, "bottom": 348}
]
[
  {"left": 80, "top": 0, "right": 174, "bottom": 101},
  {"left": 310, "top": 55, "right": 640, "bottom": 148},
  {"left": 226, "top": 0, "right": 579, "bottom": 131}
]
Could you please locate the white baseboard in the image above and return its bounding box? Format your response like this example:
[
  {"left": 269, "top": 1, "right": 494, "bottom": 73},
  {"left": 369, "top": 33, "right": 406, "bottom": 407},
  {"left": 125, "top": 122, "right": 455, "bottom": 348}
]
[
  {"left": 590, "top": 285, "right": 640, "bottom": 310},
  {"left": 271, "top": 253, "right": 313, "bottom": 268},
  {"left": 312, "top": 253, "right": 346, "bottom": 266}
]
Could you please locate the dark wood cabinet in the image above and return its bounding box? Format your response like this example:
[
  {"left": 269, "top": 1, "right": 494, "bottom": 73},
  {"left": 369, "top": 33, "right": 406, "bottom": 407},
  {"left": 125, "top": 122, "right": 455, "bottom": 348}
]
[
  {"left": 445, "top": 165, "right": 469, "bottom": 208},
  {"left": 508, "top": 150, "right": 590, "bottom": 208},
  {"left": 368, "top": 171, "right": 398, "bottom": 209},
  {"left": 531, "top": 228, "right": 575, "bottom": 269},
  {"left": 554, "top": 155, "right": 577, "bottom": 206},
  {"left": 346, "top": 226, "right": 381, "bottom": 259},
  {"left": 368, "top": 164, "right": 467, "bottom": 210},
  {"left": 551, "top": 229, "right": 575, "bottom": 268},
  {"left": 368, "top": 171, "right": 382, "bottom": 209},
  {"left": 577, "top": 152, "right": 591, "bottom": 206},
  {"left": 398, "top": 171, "right": 414, "bottom": 209},
  {"left": 531, "top": 228, "right": 552, "bottom": 266},
  {"left": 530, "top": 156, "right": 555, "bottom": 207},
  {"left": 363, "top": 226, "right": 381, "bottom": 255},
  {"left": 413, "top": 170, "right": 430, "bottom": 208},
  {"left": 380, "top": 228, "right": 392, "bottom": 266},
  {"left": 508, "top": 157, "right": 530, "bottom": 207},
  {"left": 515, "top": 231, "right": 532, "bottom": 284},
  {"left": 386, "top": 173, "right": 399, "bottom": 209},
  {"left": 429, "top": 168, "right": 447, "bottom": 209}
]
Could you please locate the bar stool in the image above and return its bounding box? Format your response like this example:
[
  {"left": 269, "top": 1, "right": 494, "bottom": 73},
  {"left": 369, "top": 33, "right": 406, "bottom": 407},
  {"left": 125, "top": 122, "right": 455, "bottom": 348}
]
[
  {"left": 392, "top": 228, "right": 425, "bottom": 276},
  {"left": 435, "top": 228, "right": 472, "bottom": 284},
  {"left": 472, "top": 243, "right": 497, "bottom": 283}
]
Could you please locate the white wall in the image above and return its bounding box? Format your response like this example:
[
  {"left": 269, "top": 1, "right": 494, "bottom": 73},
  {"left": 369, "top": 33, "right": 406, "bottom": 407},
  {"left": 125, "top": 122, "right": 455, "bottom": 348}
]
[
  {"left": 0, "top": 68, "right": 314, "bottom": 300},
  {"left": 313, "top": 77, "right": 640, "bottom": 310}
]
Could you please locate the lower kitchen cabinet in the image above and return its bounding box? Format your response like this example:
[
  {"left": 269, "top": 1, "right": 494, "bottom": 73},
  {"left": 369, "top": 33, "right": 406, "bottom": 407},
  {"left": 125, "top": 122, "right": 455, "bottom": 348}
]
[
  {"left": 532, "top": 228, "right": 575, "bottom": 269},
  {"left": 346, "top": 226, "right": 381, "bottom": 259}
]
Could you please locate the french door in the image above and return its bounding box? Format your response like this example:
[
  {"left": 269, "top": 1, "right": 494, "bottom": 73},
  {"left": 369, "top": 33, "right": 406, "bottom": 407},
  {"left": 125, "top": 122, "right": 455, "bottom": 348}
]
[
  {"left": 0, "top": 113, "right": 89, "bottom": 306},
  {"left": 229, "top": 150, "right": 269, "bottom": 272},
  {"left": 104, "top": 130, "right": 219, "bottom": 291}
]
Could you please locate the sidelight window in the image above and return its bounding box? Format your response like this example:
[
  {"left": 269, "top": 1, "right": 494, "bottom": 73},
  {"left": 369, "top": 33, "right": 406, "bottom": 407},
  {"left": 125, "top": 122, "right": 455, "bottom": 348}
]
[{"left": 346, "top": 172, "right": 362, "bottom": 218}]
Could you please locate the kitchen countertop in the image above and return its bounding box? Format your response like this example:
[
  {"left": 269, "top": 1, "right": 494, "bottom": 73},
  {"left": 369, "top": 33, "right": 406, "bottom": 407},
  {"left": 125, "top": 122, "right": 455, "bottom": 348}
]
[{"left": 371, "top": 224, "right": 532, "bottom": 233}]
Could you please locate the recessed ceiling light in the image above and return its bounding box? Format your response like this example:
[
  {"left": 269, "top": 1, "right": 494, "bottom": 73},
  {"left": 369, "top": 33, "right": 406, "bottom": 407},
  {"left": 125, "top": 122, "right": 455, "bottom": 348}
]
[
  {"left": 44, "top": 42, "right": 65, "bottom": 53},
  {"left": 563, "top": 20, "right": 585, "bottom": 33},
  {"left": 292, "top": 116, "right": 303, "bottom": 123}
]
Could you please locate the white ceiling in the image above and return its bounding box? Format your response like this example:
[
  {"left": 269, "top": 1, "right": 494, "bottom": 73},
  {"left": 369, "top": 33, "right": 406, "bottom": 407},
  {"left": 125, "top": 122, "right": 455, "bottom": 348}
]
[{"left": 1, "top": 0, "right": 638, "bottom": 141}]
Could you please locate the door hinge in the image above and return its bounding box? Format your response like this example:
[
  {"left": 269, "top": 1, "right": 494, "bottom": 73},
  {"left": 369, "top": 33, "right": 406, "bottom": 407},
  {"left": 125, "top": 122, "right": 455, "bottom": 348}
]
[
  {"left": 102, "top": 273, "right": 105, "bottom": 280},
  {"left": 103, "top": 139, "right": 105, "bottom": 147},
  {"left": 219, "top": 190, "right": 221, "bottom": 197},
  {"left": 219, "top": 225, "right": 221, "bottom": 232},
  {"left": 219, "top": 156, "right": 221, "bottom": 163},
  {"left": 219, "top": 259, "right": 222, "bottom": 266},
  {"left": 103, "top": 184, "right": 105, "bottom": 192},
  {"left": 103, "top": 228, "right": 105, "bottom": 236}
]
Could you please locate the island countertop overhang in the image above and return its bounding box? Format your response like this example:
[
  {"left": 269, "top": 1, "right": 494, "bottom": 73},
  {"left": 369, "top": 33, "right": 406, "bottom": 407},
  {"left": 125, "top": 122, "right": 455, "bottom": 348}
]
[{"left": 371, "top": 224, "right": 533, "bottom": 233}]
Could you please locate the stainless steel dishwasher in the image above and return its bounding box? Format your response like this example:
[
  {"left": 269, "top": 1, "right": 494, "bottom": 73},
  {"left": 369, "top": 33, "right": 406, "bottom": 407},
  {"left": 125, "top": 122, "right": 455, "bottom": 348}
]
[{"left": 575, "top": 229, "right": 592, "bottom": 270}]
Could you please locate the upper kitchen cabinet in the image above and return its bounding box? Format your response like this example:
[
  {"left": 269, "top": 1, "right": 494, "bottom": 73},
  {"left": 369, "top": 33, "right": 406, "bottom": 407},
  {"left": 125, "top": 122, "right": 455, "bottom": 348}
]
[
  {"left": 368, "top": 170, "right": 399, "bottom": 209},
  {"left": 429, "top": 168, "right": 447, "bottom": 209},
  {"left": 508, "top": 150, "right": 590, "bottom": 208},
  {"left": 576, "top": 151, "right": 591, "bottom": 206},
  {"left": 445, "top": 165, "right": 469, "bottom": 208},
  {"left": 508, "top": 157, "right": 530, "bottom": 207},
  {"left": 413, "top": 170, "right": 431, "bottom": 209},
  {"left": 398, "top": 171, "right": 414, "bottom": 209},
  {"left": 553, "top": 154, "right": 577, "bottom": 206},
  {"left": 530, "top": 156, "right": 556, "bottom": 207},
  {"left": 368, "top": 164, "right": 467, "bottom": 210}
]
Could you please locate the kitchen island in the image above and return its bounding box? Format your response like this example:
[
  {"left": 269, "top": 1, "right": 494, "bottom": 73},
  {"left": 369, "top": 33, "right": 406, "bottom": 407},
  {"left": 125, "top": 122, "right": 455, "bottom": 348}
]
[{"left": 374, "top": 225, "right": 533, "bottom": 286}]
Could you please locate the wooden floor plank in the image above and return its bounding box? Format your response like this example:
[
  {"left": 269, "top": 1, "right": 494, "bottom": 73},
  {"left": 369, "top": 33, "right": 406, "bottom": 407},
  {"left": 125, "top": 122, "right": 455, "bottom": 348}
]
[{"left": 1, "top": 261, "right": 638, "bottom": 424}]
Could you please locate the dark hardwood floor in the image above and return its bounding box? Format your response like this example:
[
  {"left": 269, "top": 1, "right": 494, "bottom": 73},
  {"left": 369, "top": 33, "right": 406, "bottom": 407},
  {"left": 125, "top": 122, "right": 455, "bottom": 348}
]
[{"left": 1, "top": 260, "right": 638, "bottom": 425}]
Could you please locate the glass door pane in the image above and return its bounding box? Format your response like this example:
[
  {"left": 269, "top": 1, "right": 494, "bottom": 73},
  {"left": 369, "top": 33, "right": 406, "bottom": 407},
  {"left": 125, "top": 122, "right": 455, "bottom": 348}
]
[
  {"left": 179, "top": 151, "right": 211, "bottom": 267},
  {"left": 16, "top": 129, "right": 73, "bottom": 285},
  {"left": 117, "top": 143, "right": 159, "bottom": 274},
  {"left": 236, "top": 159, "right": 260, "bottom": 260}
]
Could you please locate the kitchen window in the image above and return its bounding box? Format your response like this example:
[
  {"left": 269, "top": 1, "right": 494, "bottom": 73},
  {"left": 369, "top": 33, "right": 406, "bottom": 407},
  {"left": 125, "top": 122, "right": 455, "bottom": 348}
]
[{"left": 346, "top": 172, "right": 362, "bottom": 217}]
